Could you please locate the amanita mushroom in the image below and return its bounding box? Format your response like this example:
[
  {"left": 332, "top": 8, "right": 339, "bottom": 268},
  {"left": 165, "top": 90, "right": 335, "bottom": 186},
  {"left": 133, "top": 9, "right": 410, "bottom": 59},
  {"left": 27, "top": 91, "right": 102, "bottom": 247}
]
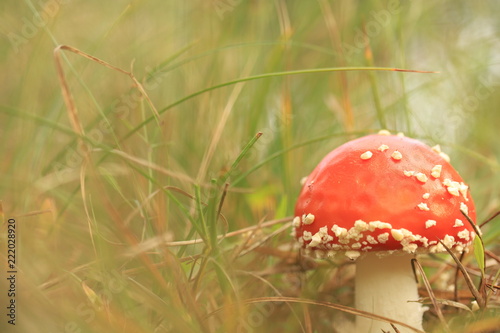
[{"left": 293, "top": 131, "right": 476, "bottom": 333}]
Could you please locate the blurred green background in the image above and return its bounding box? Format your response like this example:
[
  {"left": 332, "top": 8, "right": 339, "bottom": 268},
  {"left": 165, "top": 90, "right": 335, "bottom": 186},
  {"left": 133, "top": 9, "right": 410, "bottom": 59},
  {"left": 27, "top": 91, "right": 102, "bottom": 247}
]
[{"left": 0, "top": 0, "right": 499, "bottom": 332}]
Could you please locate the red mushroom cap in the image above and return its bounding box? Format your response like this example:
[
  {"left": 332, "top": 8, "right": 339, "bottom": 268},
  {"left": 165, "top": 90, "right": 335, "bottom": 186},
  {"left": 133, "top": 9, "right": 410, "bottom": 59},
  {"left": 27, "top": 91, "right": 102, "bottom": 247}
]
[{"left": 293, "top": 132, "right": 476, "bottom": 260}]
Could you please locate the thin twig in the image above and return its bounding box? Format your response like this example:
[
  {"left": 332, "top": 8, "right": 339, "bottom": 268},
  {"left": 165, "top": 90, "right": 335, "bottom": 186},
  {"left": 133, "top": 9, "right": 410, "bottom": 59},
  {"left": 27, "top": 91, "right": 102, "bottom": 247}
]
[
  {"left": 479, "top": 209, "right": 500, "bottom": 229},
  {"left": 439, "top": 240, "right": 485, "bottom": 309}
]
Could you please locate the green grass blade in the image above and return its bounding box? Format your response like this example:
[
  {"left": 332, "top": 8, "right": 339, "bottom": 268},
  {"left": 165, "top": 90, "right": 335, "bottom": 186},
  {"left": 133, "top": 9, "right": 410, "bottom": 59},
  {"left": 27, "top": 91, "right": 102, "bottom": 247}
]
[
  {"left": 120, "top": 67, "right": 433, "bottom": 142},
  {"left": 473, "top": 235, "right": 485, "bottom": 277}
]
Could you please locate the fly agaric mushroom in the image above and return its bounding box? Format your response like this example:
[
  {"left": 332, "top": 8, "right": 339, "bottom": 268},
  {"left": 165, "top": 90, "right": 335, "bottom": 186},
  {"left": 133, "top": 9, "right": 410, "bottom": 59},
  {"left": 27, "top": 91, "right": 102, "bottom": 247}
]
[{"left": 293, "top": 131, "right": 476, "bottom": 333}]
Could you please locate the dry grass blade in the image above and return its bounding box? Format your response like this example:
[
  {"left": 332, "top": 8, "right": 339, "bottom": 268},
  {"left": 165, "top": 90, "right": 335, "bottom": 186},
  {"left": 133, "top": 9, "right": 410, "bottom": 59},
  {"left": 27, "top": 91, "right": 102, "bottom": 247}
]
[
  {"left": 461, "top": 209, "right": 483, "bottom": 242},
  {"left": 10, "top": 209, "right": 52, "bottom": 218},
  {"left": 239, "top": 270, "right": 306, "bottom": 332},
  {"left": 196, "top": 56, "right": 256, "bottom": 183},
  {"left": 439, "top": 240, "right": 485, "bottom": 308},
  {"left": 79, "top": 158, "right": 98, "bottom": 258},
  {"left": 236, "top": 223, "right": 292, "bottom": 257},
  {"left": 461, "top": 209, "right": 488, "bottom": 300},
  {"left": 230, "top": 216, "right": 277, "bottom": 261},
  {"left": 123, "top": 185, "right": 199, "bottom": 227},
  {"left": 419, "top": 298, "right": 473, "bottom": 313},
  {"left": 53, "top": 45, "right": 85, "bottom": 137},
  {"left": 106, "top": 148, "right": 195, "bottom": 183},
  {"left": 53, "top": 45, "right": 160, "bottom": 121},
  {"left": 124, "top": 217, "right": 293, "bottom": 257},
  {"left": 411, "top": 259, "right": 450, "bottom": 332},
  {"left": 392, "top": 68, "right": 438, "bottom": 73},
  {"left": 205, "top": 296, "right": 426, "bottom": 333}
]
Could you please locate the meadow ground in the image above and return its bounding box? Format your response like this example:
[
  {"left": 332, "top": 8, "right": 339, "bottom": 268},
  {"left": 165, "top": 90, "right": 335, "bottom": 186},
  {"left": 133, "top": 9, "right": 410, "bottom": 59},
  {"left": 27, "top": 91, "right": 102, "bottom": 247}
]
[{"left": 0, "top": 1, "right": 499, "bottom": 332}]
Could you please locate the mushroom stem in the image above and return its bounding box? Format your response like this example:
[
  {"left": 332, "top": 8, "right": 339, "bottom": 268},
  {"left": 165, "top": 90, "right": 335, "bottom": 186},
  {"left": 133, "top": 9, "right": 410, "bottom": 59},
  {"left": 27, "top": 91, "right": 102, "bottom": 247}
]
[{"left": 355, "top": 253, "right": 424, "bottom": 333}]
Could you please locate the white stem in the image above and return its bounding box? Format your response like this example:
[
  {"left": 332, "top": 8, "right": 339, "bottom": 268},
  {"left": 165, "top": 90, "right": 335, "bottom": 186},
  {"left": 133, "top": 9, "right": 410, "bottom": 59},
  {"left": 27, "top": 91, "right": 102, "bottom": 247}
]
[{"left": 355, "top": 253, "right": 424, "bottom": 333}]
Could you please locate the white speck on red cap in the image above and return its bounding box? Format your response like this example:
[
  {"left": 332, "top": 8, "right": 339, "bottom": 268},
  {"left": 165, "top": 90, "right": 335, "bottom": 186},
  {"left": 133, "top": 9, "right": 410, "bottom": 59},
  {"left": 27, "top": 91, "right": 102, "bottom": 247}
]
[
  {"left": 415, "top": 172, "right": 428, "bottom": 183},
  {"left": 308, "top": 233, "right": 323, "bottom": 248},
  {"left": 443, "top": 179, "right": 463, "bottom": 197},
  {"left": 431, "top": 145, "right": 442, "bottom": 154},
  {"left": 331, "top": 225, "right": 348, "bottom": 238},
  {"left": 460, "top": 202, "right": 469, "bottom": 215},
  {"left": 457, "top": 229, "right": 471, "bottom": 241},
  {"left": 417, "top": 203, "right": 430, "bottom": 211},
  {"left": 366, "top": 235, "right": 378, "bottom": 244},
  {"left": 403, "top": 170, "right": 415, "bottom": 177},
  {"left": 378, "top": 129, "right": 391, "bottom": 136},
  {"left": 431, "top": 165, "right": 442, "bottom": 178},
  {"left": 391, "top": 229, "right": 405, "bottom": 241},
  {"left": 368, "top": 221, "right": 392, "bottom": 231},
  {"left": 391, "top": 151, "right": 403, "bottom": 160},
  {"left": 377, "top": 233, "right": 390, "bottom": 244},
  {"left": 440, "top": 151, "right": 451, "bottom": 162},
  {"left": 302, "top": 213, "right": 315, "bottom": 225},
  {"left": 354, "top": 220, "right": 369, "bottom": 231},
  {"left": 431, "top": 145, "right": 451, "bottom": 162},
  {"left": 425, "top": 220, "right": 437, "bottom": 228},
  {"left": 378, "top": 144, "right": 389, "bottom": 152},
  {"left": 459, "top": 183, "right": 469, "bottom": 200},
  {"left": 442, "top": 235, "right": 456, "bottom": 248},
  {"left": 360, "top": 151, "right": 373, "bottom": 160}
]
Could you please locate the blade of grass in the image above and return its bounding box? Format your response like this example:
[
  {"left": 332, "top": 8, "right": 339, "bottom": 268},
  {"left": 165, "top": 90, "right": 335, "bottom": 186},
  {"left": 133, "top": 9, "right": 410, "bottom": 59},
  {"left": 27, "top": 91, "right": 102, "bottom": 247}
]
[
  {"left": 205, "top": 296, "right": 426, "bottom": 333},
  {"left": 473, "top": 236, "right": 486, "bottom": 278},
  {"left": 120, "top": 67, "right": 436, "bottom": 142},
  {"left": 461, "top": 209, "right": 487, "bottom": 291},
  {"left": 194, "top": 184, "right": 210, "bottom": 248},
  {"left": 231, "top": 131, "right": 367, "bottom": 186},
  {"left": 220, "top": 132, "right": 263, "bottom": 184},
  {"left": 196, "top": 54, "right": 256, "bottom": 184},
  {"left": 54, "top": 45, "right": 160, "bottom": 123},
  {"left": 124, "top": 217, "right": 292, "bottom": 257},
  {"left": 439, "top": 239, "right": 485, "bottom": 309}
]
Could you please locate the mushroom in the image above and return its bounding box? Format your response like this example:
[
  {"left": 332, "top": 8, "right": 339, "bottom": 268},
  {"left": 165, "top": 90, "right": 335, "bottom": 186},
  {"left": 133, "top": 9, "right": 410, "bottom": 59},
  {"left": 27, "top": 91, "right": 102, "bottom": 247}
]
[{"left": 293, "top": 131, "right": 476, "bottom": 333}]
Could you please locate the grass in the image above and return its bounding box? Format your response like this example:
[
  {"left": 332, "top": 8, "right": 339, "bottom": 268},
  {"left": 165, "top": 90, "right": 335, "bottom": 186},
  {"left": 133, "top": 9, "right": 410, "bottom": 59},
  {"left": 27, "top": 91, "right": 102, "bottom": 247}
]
[{"left": 1, "top": 0, "right": 499, "bottom": 332}]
